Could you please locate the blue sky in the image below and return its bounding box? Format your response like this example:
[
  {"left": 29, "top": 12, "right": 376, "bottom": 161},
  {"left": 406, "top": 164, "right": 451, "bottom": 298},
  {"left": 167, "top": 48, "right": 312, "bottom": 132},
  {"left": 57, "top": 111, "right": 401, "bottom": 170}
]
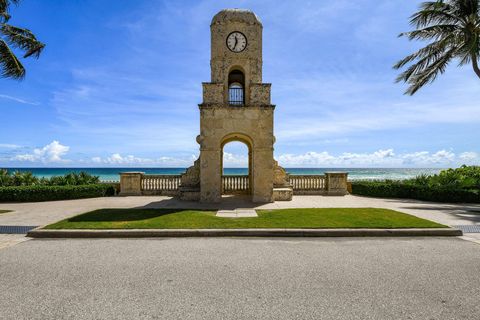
[{"left": 0, "top": 0, "right": 479, "bottom": 168}]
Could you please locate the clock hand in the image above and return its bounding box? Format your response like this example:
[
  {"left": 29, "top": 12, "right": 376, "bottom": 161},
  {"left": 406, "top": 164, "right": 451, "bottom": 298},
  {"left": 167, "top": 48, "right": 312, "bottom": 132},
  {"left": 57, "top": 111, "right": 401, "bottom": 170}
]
[{"left": 234, "top": 36, "right": 238, "bottom": 49}]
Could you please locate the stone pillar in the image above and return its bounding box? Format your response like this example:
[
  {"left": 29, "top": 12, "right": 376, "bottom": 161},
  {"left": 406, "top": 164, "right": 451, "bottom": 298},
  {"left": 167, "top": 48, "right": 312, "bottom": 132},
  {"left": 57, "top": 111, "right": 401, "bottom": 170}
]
[
  {"left": 178, "top": 159, "right": 201, "bottom": 201},
  {"left": 252, "top": 149, "right": 274, "bottom": 203},
  {"left": 119, "top": 172, "right": 144, "bottom": 196},
  {"left": 200, "top": 150, "right": 222, "bottom": 203},
  {"left": 325, "top": 172, "right": 349, "bottom": 196}
]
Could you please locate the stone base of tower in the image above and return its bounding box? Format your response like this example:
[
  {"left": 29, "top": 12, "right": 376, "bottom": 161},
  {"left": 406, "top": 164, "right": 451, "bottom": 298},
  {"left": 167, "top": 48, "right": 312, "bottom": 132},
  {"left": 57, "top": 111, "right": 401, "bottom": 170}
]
[
  {"left": 272, "top": 161, "right": 293, "bottom": 201},
  {"left": 272, "top": 188, "right": 293, "bottom": 201},
  {"left": 178, "top": 159, "right": 201, "bottom": 201}
]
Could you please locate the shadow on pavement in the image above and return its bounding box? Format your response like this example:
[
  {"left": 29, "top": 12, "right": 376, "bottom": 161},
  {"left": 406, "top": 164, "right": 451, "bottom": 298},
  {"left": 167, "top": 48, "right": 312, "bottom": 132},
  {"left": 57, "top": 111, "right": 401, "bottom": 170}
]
[{"left": 137, "top": 195, "right": 264, "bottom": 211}]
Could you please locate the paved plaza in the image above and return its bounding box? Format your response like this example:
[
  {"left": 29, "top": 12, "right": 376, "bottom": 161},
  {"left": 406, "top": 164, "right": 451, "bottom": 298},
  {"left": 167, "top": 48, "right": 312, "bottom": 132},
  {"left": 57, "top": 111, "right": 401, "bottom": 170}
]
[
  {"left": 1, "top": 195, "right": 479, "bottom": 244},
  {"left": 1, "top": 195, "right": 479, "bottom": 226}
]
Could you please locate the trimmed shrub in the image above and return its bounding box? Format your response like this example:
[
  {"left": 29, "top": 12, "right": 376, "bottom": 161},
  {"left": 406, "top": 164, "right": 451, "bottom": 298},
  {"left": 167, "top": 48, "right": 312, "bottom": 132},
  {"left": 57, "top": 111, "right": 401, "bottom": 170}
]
[
  {"left": 0, "top": 184, "right": 116, "bottom": 202},
  {"left": 351, "top": 180, "right": 480, "bottom": 203}
]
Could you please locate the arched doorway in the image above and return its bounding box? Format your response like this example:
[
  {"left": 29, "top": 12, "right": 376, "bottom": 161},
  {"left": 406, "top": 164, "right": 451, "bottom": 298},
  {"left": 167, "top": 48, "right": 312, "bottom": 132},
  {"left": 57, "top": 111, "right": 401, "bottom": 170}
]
[
  {"left": 220, "top": 133, "right": 253, "bottom": 199},
  {"left": 228, "top": 69, "right": 245, "bottom": 106}
]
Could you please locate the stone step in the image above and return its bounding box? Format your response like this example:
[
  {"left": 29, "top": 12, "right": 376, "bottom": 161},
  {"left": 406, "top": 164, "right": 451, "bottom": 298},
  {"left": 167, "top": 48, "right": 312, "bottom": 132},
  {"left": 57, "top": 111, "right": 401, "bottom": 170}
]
[{"left": 216, "top": 209, "right": 258, "bottom": 218}]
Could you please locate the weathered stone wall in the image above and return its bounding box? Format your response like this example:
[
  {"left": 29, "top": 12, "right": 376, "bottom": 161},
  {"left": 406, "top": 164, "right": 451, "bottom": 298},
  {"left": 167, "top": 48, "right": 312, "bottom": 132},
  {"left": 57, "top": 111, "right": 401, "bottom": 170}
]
[
  {"left": 198, "top": 105, "right": 275, "bottom": 202},
  {"left": 209, "top": 9, "right": 263, "bottom": 106},
  {"left": 119, "top": 172, "right": 143, "bottom": 196},
  {"left": 202, "top": 83, "right": 224, "bottom": 105},
  {"left": 249, "top": 83, "right": 271, "bottom": 106}
]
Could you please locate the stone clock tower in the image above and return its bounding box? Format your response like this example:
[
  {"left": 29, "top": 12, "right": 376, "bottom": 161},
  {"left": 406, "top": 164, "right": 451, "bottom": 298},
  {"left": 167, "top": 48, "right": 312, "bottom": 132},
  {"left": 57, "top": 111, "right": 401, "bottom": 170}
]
[{"left": 179, "top": 9, "right": 291, "bottom": 203}]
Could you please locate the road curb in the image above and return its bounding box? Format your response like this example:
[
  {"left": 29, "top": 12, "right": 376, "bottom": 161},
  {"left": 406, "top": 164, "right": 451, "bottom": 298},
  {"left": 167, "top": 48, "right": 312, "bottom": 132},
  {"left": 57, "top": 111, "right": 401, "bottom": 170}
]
[{"left": 27, "top": 228, "right": 463, "bottom": 238}]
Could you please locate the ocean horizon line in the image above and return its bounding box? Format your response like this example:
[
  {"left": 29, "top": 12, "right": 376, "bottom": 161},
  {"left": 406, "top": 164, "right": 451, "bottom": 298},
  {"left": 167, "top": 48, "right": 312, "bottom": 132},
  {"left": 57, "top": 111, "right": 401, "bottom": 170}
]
[{"left": 1, "top": 167, "right": 447, "bottom": 181}]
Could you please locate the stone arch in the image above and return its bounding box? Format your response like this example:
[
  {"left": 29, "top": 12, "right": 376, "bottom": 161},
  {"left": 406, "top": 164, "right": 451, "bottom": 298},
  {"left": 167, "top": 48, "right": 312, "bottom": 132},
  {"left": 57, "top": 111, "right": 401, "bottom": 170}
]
[
  {"left": 227, "top": 65, "right": 248, "bottom": 104},
  {"left": 220, "top": 132, "right": 254, "bottom": 149},
  {"left": 227, "top": 64, "right": 247, "bottom": 77},
  {"left": 220, "top": 133, "right": 254, "bottom": 197}
]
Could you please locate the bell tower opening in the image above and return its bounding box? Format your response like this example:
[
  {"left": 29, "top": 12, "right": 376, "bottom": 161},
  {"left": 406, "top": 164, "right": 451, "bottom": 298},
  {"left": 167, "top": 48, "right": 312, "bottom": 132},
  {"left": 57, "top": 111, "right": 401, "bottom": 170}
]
[{"left": 228, "top": 69, "right": 245, "bottom": 106}]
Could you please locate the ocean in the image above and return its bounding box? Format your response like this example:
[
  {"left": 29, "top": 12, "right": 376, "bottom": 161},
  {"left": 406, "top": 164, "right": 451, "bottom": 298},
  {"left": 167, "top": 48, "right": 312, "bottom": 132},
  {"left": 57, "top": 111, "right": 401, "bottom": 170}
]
[{"left": 2, "top": 168, "right": 444, "bottom": 182}]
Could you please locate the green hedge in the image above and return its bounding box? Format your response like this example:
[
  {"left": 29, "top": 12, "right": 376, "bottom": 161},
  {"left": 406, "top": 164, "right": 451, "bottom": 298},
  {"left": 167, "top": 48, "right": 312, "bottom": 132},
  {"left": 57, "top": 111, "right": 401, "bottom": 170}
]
[
  {"left": 0, "top": 184, "right": 116, "bottom": 202},
  {"left": 351, "top": 181, "right": 480, "bottom": 203}
]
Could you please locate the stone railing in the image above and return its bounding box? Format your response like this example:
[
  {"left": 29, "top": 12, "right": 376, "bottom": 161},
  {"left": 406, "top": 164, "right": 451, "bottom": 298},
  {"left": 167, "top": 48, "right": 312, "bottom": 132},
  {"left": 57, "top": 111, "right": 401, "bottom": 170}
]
[
  {"left": 290, "top": 175, "right": 326, "bottom": 192},
  {"left": 120, "top": 172, "right": 348, "bottom": 197},
  {"left": 222, "top": 175, "right": 250, "bottom": 194},
  {"left": 119, "top": 172, "right": 180, "bottom": 196},
  {"left": 290, "top": 173, "right": 348, "bottom": 195},
  {"left": 141, "top": 175, "right": 181, "bottom": 196}
]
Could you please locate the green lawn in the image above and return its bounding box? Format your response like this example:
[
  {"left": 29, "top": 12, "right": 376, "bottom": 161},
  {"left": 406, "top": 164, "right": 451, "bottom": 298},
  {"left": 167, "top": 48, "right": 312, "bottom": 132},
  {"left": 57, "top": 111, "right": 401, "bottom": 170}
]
[
  {"left": 44, "top": 208, "right": 446, "bottom": 229},
  {"left": 0, "top": 210, "right": 11, "bottom": 214}
]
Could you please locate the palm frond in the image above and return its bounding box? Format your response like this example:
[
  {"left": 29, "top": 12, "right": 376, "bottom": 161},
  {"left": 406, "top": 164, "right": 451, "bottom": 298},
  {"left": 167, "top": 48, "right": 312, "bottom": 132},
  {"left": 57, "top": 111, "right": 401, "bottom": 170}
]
[
  {"left": 394, "top": 35, "right": 453, "bottom": 70},
  {"left": 405, "top": 47, "right": 457, "bottom": 95},
  {"left": 0, "top": 24, "right": 45, "bottom": 58},
  {"left": 451, "top": 0, "right": 479, "bottom": 16},
  {"left": 0, "top": 0, "right": 20, "bottom": 14},
  {"left": 410, "top": 8, "right": 459, "bottom": 28},
  {"left": 399, "top": 24, "right": 459, "bottom": 41},
  {"left": 394, "top": 0, "right": 480, "bottom": 94},
  {"left": 0, "top": 38, "right": 25, "bottom": 79},
  {"left": 0, "top": 11, "right": 10, "bottom": 23}
]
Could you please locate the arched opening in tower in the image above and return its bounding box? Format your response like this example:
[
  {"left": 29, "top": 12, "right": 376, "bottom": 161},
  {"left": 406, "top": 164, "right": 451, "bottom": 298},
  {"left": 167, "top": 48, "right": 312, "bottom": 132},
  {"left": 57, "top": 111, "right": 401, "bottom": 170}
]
[
  {"left": 228, "top": 70, "right": 245, "bottom": 106},
  {"left": 222, "top": 141, "right": 251, "bottom": 195}
]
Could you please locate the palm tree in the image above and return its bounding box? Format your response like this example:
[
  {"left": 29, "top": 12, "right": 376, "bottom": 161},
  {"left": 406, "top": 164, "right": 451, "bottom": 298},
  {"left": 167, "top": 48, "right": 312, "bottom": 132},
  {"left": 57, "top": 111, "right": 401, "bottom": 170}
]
[
  {"left": 394, "top": 0, "right": 480, "bottom": 95},
  {"left": 0, "top": 0, "right": 44, "bottom": 80}
]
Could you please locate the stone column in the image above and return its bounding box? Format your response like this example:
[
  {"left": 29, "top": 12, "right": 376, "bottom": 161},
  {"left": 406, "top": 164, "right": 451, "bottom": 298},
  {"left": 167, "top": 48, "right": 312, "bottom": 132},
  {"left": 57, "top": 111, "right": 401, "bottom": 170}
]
[
  {"left": 325, "top": 172, "right": 349, "bottom": 196},
  {"left": 119, "top": 172, "right": 144, "bottom": 196},
  {"left": 200, "top": 150, "right": 222, "bottom": 203},
  {"left": 252, "top": 149, "right": 274, "bottom": 203}
]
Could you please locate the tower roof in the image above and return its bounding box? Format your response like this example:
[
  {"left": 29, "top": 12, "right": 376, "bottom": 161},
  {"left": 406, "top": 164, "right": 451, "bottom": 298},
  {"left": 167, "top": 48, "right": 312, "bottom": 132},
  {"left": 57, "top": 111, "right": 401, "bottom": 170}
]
[{"left": 211, "top": 9, "right": 262, "bottom": 26}]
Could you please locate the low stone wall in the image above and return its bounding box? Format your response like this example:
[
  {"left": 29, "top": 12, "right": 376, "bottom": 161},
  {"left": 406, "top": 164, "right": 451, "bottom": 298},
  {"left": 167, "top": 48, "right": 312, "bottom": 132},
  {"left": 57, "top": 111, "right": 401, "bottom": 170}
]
[
  {"left": 290, "top": 175, "right": 325, "bottom": 195},
  {"left": 120, "top": 172, "right": 349, "bottom": 198},
  {"left": 141, "top": 175, "right": 181, "bottom": 196},
  {"left": 222, "top": 175, "right": 250, "bottom": 194}
]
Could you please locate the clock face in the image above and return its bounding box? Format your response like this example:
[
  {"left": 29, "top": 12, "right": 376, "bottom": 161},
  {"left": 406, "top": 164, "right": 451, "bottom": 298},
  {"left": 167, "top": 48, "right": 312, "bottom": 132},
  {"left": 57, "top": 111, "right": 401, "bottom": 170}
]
[{"left": 226, "top": 31, "right": 247, "bottom": 53}]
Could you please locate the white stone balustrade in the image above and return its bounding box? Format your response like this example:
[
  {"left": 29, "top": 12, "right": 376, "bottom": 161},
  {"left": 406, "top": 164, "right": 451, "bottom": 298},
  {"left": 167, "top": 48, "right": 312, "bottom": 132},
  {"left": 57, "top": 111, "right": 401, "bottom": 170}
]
[
  {"left": 222, "top": 175, "right": 250, "bottom": 194},
  {"left": 120, "top": 172, "right": 349, "bottom": 197},
  {"left": 141, "top": 175, "right": 181, "bottom": 196}
]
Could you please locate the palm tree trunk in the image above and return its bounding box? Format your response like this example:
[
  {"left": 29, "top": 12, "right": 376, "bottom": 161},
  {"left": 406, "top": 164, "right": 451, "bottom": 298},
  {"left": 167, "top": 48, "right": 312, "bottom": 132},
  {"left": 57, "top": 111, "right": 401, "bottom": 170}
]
[{"left": 472, "top": 54, "right": 480, "bottom": 79}]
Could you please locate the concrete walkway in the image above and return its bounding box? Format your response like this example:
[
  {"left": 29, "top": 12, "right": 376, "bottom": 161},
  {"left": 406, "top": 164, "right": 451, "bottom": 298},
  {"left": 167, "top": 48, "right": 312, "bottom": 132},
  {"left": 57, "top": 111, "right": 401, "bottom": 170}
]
[
  {"left": 1, "top": 195, "right": 479, "bottom": 244},
  {"left": 216, "top": 208, "right": 258, "bottom": 218}
]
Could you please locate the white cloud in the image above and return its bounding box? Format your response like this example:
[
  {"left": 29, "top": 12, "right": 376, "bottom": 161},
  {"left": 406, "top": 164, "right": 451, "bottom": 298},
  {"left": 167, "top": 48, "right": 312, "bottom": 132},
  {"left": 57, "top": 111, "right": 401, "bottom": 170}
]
[
  {"left": 0, "top": 143, "right": 21, "bottom": 149},
  {"left": 0, "top": 94, "right": 40, "bottom": 106},
  {"left": 4, "top": 144, "right": 479, "bottom": 168},
  {"left": 459, "top": 152, "right": 480, "bottom": 164},
  {"left": 402, "top": 150, "right": 456, "bottom": 166},
  {"left": 223, "top": 152, "right": 249, "bottom": 167},
  {"left": 92, "top": 153, "right": 154, "bottom": 165},
  {"left": 14, "top": 141, "right": 70, "bottom": 163},
  {"left": 89, "top": 153, "right": 198, "bottom": 167},
  {"left": 276, "top": 149, "right": 479, "bottom": 168}
]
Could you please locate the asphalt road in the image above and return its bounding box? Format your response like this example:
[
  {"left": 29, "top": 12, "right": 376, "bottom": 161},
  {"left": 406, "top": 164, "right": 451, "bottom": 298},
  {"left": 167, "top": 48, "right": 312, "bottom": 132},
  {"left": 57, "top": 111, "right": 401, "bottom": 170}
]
[{"left": 1, "top": 237, "right": 479, "bottom": 320}]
